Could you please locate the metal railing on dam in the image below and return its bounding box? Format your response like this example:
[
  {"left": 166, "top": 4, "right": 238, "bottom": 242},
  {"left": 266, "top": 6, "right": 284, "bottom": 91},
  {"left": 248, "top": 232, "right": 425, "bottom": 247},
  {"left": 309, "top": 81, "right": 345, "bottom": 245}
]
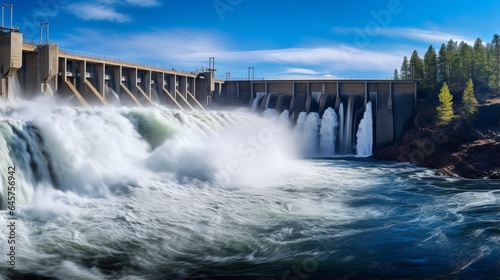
[
  {"left": 227, "top": 76, "right": 402, "bottom": 81},
  {"left": 59, "top": 48, "right": 198, "bottom": 76},
  {"left": 22, "top": 38, "right": 199, "bottom": 76}
]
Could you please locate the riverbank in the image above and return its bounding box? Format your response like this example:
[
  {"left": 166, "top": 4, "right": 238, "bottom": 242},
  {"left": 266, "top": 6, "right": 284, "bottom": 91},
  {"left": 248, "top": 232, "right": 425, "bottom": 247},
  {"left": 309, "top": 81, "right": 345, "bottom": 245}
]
[{"left": 375, "top": 97, "right": 500, "bottom": 179}]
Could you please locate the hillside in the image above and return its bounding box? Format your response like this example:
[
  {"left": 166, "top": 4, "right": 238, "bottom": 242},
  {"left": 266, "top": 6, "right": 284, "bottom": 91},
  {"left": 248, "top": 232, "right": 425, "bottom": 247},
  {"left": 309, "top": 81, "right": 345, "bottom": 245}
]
[{"left": 375, "top": 97, "right": 500, "bottom": 179}]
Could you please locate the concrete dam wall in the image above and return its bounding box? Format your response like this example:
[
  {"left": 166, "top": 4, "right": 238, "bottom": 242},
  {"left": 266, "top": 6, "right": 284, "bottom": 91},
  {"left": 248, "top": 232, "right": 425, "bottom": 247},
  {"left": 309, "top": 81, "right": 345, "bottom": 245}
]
[
  {"left": 0, "top": 29, "right": 416, "bottom": 153},
  {"left": 214, "top": 80, "right": 417, "bottom": 151},
  {"left": 1, "top": 30, "right": 223, "bottom": 110}
]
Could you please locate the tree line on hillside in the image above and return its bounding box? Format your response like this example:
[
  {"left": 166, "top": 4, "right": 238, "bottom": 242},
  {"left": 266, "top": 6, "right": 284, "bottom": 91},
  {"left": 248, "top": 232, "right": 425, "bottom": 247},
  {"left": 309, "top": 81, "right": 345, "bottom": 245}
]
[{"left": 394, "top": 33, "right": 500, "bottom": 100}]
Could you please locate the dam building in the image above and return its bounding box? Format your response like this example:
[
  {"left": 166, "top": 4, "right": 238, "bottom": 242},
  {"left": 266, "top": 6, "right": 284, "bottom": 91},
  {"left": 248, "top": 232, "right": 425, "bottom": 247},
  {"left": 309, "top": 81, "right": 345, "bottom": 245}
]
[
  {"left": 0, "top": 28, "right": 417, "bottom": 152},
  {"left": 1, "top": 29, "right": 222, "bottom": 109},
  {"left": 215, "top": 80, "right": 416, "bottom": 151}
]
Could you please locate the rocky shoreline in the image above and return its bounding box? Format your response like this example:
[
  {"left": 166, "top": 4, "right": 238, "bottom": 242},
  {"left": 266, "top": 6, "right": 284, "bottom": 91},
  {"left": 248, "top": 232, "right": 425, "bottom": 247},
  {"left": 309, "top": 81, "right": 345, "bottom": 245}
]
[{"left": 374, "top": 98, "right": 500, "bottom": 179}]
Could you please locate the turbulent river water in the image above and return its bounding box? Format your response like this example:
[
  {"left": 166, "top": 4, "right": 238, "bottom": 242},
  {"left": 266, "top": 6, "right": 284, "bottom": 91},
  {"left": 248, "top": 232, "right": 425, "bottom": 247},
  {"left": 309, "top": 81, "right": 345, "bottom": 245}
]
[{"left": 0, "top": 100, "right": 498, "bottom": 279}]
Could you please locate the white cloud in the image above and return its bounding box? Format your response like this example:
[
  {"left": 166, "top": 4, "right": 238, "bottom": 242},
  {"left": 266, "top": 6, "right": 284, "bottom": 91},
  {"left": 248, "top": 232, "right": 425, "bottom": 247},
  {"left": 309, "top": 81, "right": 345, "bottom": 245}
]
[
  {"left": 333, "top": 27, "right": 475, "bottom": 45},
  {"left": 67, "top": 4, "right": 131, "bottom": 22},
  {"left": 59, "top": 29, "right": 406, "bottom": 76},
  {"left": 284, "top": 68, "right": 321, "bottom": 75},
  {"left": 66, "top": 0, "right": 160, "bottom": 22},
  {"left": 380, "top": 28, "right": 475, "bottom": 45},
  {"left": 177, "top": 45, "right": 403, "bottom": 72}
]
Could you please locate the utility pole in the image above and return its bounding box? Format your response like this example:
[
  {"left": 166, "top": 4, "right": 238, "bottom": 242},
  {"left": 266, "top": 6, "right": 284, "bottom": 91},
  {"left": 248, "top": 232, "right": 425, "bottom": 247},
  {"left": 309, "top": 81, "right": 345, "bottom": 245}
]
[
  {"left": 40, "top": 22, "right": 49, "bottom": 44},
  {"left": 248, "top": 67, "right": 254, "bottom": 80},
  {"left": 1, "top": 4, "right": 13, "bottom": 30}
]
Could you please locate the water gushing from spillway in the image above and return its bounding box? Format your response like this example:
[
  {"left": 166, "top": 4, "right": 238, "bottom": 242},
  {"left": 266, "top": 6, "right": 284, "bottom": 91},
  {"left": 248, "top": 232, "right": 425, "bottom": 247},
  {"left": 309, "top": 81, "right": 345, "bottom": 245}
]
[
  {"left": 356, "top": 101, "right": 373, "bottom": 157},
  {"left": 151, "top": 89, "right": 160, "bottom": 104},
  {"left": 288, "top": 102, "right": 371, "bottom": 157},
  {"left": 319, "top": 107, "right": 338, "bottom": 156},
  {"left": 105, "top": 86, "right": 121, "bottom": 105},
  {"left": 303, "top": 112, "right": 320, "bottom": 157},
  {"left": 251, "top": 92, "right": 267, "bottom": 112},
  {"left": 311, "top": 92, "right": 322, "bottom": 104}
]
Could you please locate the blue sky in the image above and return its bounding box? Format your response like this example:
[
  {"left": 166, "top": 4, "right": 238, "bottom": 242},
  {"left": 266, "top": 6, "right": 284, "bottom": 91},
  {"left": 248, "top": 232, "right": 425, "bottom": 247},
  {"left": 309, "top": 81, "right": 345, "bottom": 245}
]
[{"left": 9, "top": 0, "right": 500, "bottom": 80}]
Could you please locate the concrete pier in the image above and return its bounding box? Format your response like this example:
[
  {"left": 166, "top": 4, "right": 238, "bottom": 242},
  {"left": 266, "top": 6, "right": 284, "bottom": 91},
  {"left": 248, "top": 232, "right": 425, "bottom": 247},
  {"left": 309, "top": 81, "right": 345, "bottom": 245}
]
[{"left": 0, "top": 30, "right": 21, "bottom": 99}]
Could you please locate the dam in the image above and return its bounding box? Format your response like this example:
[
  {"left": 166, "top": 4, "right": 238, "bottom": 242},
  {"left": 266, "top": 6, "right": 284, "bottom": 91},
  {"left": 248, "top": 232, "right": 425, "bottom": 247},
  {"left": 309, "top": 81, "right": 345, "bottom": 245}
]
[
  {"left": 0, "top": 27, "right": 417, "bottom": 153},
  {"left": 215, "top": 79, "right": 416, "bottom": 151},
  {"left": 1, "top": 29, "right": 222, "bottom": 109}
]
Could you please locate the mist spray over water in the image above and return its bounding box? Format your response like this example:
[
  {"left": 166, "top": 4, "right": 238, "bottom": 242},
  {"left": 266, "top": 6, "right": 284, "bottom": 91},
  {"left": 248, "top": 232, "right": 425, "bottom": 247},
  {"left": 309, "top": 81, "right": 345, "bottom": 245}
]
[{"left": 0, "top": 95, "right": 497, "bottom": 279}]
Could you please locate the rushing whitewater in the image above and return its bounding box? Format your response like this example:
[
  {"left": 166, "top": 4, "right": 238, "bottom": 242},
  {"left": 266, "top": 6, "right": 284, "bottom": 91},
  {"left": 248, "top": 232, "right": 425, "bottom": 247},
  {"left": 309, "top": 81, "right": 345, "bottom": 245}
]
[
  {"left": 251, "top": 92, "right": 267, "bottom": 111},
  {"left": 0, "top": 100, "right": 497, "bottom": 279},
  {"left": 302, "top": 112, "right": 321, "bottom": 157},
  {"left": 356, "top": 101, "right": 373, "bottom": 157},
  {"left": 319, "top": 107, "right": 339, "bottom": 156}
]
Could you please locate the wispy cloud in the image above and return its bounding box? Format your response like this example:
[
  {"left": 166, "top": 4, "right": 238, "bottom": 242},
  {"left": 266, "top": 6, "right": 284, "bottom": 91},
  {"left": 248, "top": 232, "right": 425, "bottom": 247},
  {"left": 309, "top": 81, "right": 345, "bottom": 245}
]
[
  {"left": 333, "top": 27, "right": 475, "bottom": 45},
  {"left": 66, "top": 4, "right": 131, "bottom": 22},
  {"left": 284, "top": 68, "right": 321, "bottom": 75},
  {"left": 181, "top": 46, "right": 403, "bottom": 72},
  {"left": 264, "top": 72, "right": 339, "bottom": 80},
  {"left": 59, "top": 28, "right": 406, "bottom": 76},
  {"left": 381, "top": 28, "right": 475, "bottom": 45},
  {"left": 65, "top": 0, "right": 160, "bottom": 22}
]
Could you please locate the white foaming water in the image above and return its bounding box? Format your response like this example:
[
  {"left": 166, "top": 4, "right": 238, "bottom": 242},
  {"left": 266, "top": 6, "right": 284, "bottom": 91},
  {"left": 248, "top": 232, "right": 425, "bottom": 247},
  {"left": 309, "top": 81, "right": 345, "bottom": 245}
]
[
  {"left": 0, "top": 98, "right": 497, "bottom": 279},
  {"left": 251, "top": 92, "right": 267, "bottom": 111},
  {"left": 294, "top": 111, "right": 307, "bottom": 133},
  {"left": 0, "top": 100, "right": 305, "bottom": 206},
  {"left": 44, "top": 81, "right": 55, "bottom": 96},
  {"left": 262, "top": 108, "right": 278, "bottom": 118},
  {"left": 6, "top": 76, "right": 20, "bottom": 103},
  {"left": 319, "top": 107, "right": 339, "bottom": 156},
  {"left": 302, "top": 112, "right": 320, "bottom": 157},
  {"left": 356, "top": 101, "right": 373, "bottom": 157},
  {"left": 279, "top": 109, "right": 289, "bottom": 122},
  {"left": 293, "top": 112, "right": 307, "bottom": 155}
]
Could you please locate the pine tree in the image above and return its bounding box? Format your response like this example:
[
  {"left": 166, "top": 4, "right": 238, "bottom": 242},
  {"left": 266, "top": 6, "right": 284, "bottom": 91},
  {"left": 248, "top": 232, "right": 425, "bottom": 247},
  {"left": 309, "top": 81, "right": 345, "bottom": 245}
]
[
  {"left": 446, "top": 40, "right": 459, "bottom": 87},
  {"left": 423, "top": 45, "right": 437, "bottom": 97},
  {"left": 491, "top": 34, "right": 500, "bottom": 94},
  {"left": 436, "top": 82, "right": 454, "bottom": 126},
  {"left": 410, "top": 50, "right": 424, "bottom": 80},
  {"left": 458, "top": 42, "right": 473, "bottom": 84},
  {"left": 400, "top": 56, "right": 409, "bottom": 80},
  {"left": 437, "top": 44, "right": 448, "bottom": 83},
  {"left": 393, "top": 69, "right": 399, "bottom": 80},
  {"left": 460, "top": 78, "right": 478, "bottom": 120},
  {"left": 473, "top": 38, "right": 489, "bottom": 93}
]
